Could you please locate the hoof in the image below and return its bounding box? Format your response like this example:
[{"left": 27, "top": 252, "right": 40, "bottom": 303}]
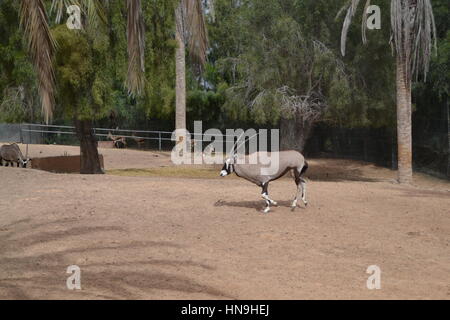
[
  {"left": 263, "top": 207, "right": 271, "bottom": 214},
  {"left": 272, "top": 201, "right": 278, "bottom": 206},
  {"left": 291, "top": 200, "right": 298, "bottom": 211}
]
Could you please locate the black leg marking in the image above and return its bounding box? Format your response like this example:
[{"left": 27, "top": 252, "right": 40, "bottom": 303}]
[
  {"left": 291, "top": 169, "right": 302, "bottom": 211},
  {"left": 261, "top": 182, "right": 277, "bottom": 214},
  {"left": 261, "top": 183, "right": 270, "bottom": 213},
  {"left": 300, "top": 178, "right": 307, "bottom": 206}
]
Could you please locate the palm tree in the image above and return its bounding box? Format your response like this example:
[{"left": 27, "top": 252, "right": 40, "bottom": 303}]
[
  {"left": 174, "top": 0, "right": 209, "bottom": 146},
  {"left": 338, "top": 0, "right": 437, "bottom": 184},
  {"left": 19, "top": 0, "right": 56, "bottom": 124},
  {"left": 19, "top": 0, "right": 146, "bottom": 173}
]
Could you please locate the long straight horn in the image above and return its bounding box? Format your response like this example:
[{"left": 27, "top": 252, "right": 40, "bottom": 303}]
[
  {"left": 228, "top": 132, "right": 244, "bottom": 159},
  {"left": 234, "top": 132, "right": 258, "bottom": 154}
]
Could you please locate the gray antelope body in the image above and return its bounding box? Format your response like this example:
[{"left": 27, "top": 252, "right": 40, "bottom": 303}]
[
  {"left": 220, "top": 151, "right": 308, "bottom": 213},
  {"left": 0, "top": 144, "right": 30, "bottom": 168}
]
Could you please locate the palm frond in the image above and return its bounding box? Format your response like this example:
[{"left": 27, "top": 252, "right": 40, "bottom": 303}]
[
  {"left": 361, "top": 0, "right": 371, "bottom": 44},
  {"left": 84, "top": 0, "right": 107, "bottom": 31},
  {"left": 126, "top": 0, "right": 146, "bottom": 96},
  {"left": 206, "top": 0, "right": 215, "bottom": 23},
  {"left": 335, "top": 4, "right": 349, "bottom": 21},
  {"left": 50, "top": 0, "right": 77, "bottom": 24},
  {"left": 410, "top": 0, "right": 437, "bottom": 81},
  {"left": 20, "top": 0, "right": 56, "bottom": 123},
  {"left": 51, "top": 0, "right": 107, "bottom": 32},
  {"left": 339, "top": 0, "right": 361, "bottom": 56},
  {"left": 391, "top": 0, "right": 437, "bottom": 82},
  {"left": 179, "top": 0, "right": 209, "bottom": 71},
  {"left": 391, "top": 0, "right": 406, "bottom": 67}
]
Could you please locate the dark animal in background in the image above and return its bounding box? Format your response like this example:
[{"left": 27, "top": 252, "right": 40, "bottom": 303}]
[
  {"left": 0, "top": 143, "right": 30, "bottom": 168},
  {"left": 107, "top": 131, "right": 127, "bottom": 149},
  {"left": 132, "top": 132, "right": 145, "bottom": 149}
]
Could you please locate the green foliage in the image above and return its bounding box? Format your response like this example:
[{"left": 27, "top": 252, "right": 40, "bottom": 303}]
[
  {"left": 49, "top": 1, "right": 179, "bottom": 126},
  {"left": 0, "top": 0, "right": 447, "bottom": 143},
  {"left": 187, "top": 88, "right": 225, "bottom": 126},
  {"left": 209, "top": 0, "right": 354, "bottom": 127},
  {"left": 205, "top": 0, "right": 399, "bottom": 129},
  {"left": 411, "top": 0, "right": 449, "bottom": 161},
  {"left": 52, "top": 25, "right": 112, "bottom": 121},
  {"left": 0, "top": 0, "right": 41, "bottom": 123},
  {"left": 415, "top": 0, "right": 449, "bottom": 100},
  {"left": 100, "top": 0, "right": 178, "bottom": 124},
  {"left": 139, "top": 0, "right": 177, "bottom": 120}
]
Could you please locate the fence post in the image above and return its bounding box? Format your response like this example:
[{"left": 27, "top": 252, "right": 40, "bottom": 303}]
[{"left": 158, "top": 132, "right": 162, "bottom": 151}]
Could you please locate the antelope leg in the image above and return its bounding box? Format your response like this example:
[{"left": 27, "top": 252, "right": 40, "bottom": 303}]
[
  {"left": 291, "top": 199, "right": 298, "bottom": 211},
  {"left": 292, "top": 169, "right": 301, "bottom": 210},
  {"left": 262, "top": 193, "right": 277, "bottom": 206},
  {"left": 261, "top": 183, "right": 274, "bottom": 213},
  {"left": 300, "top": 178, "right": 308, "bottom": 206},
  {"left": 263, "top": 201, "right": 271, "bottom": 214}
]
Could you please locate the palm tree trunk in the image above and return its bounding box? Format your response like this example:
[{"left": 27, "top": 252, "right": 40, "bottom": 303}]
[
  {"left": 74, "top": 119, "right": 104, "bottom": 174},
  {"left": 175, "top": 5, "right": 186, "bottom": 145},
  {"left": 396, "top": 56, "right": 413, "bottom": 184}
]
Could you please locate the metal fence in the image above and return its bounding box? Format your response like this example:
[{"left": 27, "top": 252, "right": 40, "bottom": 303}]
[
  {"left": 18, "top": 123, "right": 239, "bottom": 151},
  {"left": 19, "top": 123, "right": 175, "bottom": 151},
  {"left": 0, "top": 123, "right": 43, "bottom": 144},
  {"left": 305, "top": 124, "right": 450, "bottom": 179},
  {"left": 8, "top": 122, "right": 449, "bottom": 178}
]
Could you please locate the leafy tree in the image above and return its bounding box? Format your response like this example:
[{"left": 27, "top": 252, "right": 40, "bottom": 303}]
[
  {"left": 3, "top": 0, "right": 153, "bottom": 173},
  {"left": 51, "top": 23, "right": 112, "bottom": 173},
  {"left": 208, "top": 0, "right": 361, "bottom": 151}
]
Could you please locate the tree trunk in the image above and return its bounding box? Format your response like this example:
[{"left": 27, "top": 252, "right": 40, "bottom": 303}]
[
  {"left": 280, "top": 114, "right": 313, "bottom": 152},
  {"left": 175, "top": 5, "right": 186, "bottom": 145},
  {"left": 396, "top": 56, "right": 413, "bottom": 184},
  {"left": 74, "top": 119, "right": 104, "bottom": 174}
]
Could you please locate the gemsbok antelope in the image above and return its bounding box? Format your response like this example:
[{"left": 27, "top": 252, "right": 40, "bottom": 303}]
[
  {"left": 220, "top": 150, "right": 308, "bottom": 213},
  {"left": 0, "top": 143, "right": 30, "bottom": 168}
]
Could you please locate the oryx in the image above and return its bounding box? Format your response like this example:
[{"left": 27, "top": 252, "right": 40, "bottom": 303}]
[
  {"left": 220, "top": 148, "right": 308, "bottom": 214},
  {"left": 0, "top": 143, "right": 30, "bottom": 168}
]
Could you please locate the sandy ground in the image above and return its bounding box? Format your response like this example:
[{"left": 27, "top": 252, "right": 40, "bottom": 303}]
[{"left": 0, "top": 144, "right": 449, "bottom": 299}]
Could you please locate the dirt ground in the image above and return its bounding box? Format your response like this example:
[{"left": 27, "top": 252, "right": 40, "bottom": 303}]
[{"left": 0, "top": 143, "right": 449, "bottom": 299}]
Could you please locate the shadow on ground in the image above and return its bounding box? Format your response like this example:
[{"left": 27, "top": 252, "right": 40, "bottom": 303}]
[
  {"left": 214, "top": 199, "right": 307, "bottom": 212},
  {"left": 0, "top": 218, "right": 233, "bottom": 299}
]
